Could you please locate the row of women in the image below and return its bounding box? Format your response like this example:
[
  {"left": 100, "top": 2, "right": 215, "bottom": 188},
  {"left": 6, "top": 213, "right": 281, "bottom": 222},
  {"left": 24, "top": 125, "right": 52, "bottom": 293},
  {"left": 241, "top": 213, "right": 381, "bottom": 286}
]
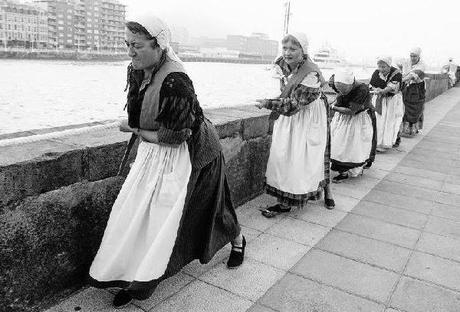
[{"left": 86, "top": 13, "right": 427, "bottom": 308}]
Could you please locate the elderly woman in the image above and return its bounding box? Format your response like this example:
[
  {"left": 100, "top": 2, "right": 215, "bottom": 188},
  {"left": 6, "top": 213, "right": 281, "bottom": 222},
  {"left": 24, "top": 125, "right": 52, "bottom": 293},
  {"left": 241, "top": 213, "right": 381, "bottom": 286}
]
[
  {"left": 89, "top": 15, "right": 245, "bottom": 308},
  {"left": 370, "top": 56, "right": 404, "bottom": 150},
  {"left": 329, "top": 69, "right": 377, "bottom": 183},
  {"left": 256, "top": 32, "right": 335, "bottom": 217},
  {"left": 402, "top": 47, "right": 426, "bottom": 136}
]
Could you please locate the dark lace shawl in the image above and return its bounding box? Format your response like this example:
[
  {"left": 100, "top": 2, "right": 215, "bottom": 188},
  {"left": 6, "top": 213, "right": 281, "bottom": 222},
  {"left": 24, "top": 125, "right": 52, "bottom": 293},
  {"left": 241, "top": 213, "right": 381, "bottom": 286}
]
[
  {"left": 124, "top": 64, "right": 204, "bottom": 145},
  {"left": 329, "top": 76, "right": 371, "bottom": 114}
]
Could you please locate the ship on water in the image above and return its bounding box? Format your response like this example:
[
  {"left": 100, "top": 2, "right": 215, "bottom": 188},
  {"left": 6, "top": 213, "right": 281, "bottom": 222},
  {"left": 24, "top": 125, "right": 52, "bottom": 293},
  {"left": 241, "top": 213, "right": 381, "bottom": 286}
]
[{"left": 312, "top": 46, "right": 346, "bottom": 69}]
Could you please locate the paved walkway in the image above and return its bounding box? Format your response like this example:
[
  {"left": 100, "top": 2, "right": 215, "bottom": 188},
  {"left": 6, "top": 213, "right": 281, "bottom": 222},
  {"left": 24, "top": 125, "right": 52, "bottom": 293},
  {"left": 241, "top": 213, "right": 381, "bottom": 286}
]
[{"left": 47, "top": 87, "right": 460, "bottom": 312}]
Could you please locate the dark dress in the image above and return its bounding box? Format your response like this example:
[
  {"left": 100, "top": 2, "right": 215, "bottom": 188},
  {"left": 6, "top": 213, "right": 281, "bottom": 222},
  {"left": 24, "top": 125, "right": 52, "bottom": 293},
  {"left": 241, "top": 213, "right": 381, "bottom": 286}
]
[
  {"left": 329, "top": 76, "right": 377, "bottom": 172},
  {"left": 402, "top": 69, "right": 426, "bottom": 130},
  {"left": 89, "top": 70, "right": 240, "bottom": 300}
]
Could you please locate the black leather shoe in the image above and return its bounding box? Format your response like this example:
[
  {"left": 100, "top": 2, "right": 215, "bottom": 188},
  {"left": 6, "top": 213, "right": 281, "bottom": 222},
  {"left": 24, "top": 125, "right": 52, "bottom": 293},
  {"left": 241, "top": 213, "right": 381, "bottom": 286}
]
[
  {"left": 325, "top": 198, "right": 335, "bottom": 210},
  {"left": 113, "top": 289, "right": 133, "bottom": 309},
  {"left": 332, "top": 173, "right": 349, "bottom": 183},
  {"left": 227, "top": 236, "right": 246, "bottom": 269}
]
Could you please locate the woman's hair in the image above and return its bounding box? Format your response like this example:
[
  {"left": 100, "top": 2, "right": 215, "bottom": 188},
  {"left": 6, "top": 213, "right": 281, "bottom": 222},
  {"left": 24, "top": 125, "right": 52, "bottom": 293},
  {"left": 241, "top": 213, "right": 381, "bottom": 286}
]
[
  {"left": 281, "top": 34, "right": 302, "bottom": 49},
  {"left": 125, "top": 21, "right": 159, "bottom": 48}
]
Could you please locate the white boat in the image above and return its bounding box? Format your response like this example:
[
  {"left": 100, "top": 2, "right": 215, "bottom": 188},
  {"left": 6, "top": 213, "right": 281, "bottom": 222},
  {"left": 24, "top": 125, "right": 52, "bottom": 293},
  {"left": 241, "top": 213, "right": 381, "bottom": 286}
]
[{"left": 313, "top": 47, "right": 346, "bottom": 69}]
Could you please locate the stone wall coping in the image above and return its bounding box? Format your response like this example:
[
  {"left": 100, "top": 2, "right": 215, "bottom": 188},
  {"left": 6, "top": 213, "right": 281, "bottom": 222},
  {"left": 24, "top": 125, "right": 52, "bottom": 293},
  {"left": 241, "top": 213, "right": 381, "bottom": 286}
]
[
  {"left": 0, "top": 105, "right": 274, "bottom": 207},
  {"left": 0, "top": 74, "right": 450, "bottom": 207},
  {"left": 0, "top": 105, "right": 270, "bottom": 166}
]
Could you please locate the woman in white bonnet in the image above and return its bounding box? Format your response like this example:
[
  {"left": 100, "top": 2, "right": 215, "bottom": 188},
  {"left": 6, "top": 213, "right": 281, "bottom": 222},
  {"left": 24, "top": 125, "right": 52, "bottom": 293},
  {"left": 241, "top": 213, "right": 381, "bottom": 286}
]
[
  {"left": 328, "top": 68, "right": 376, "bottom": 182},
  {"left": 369, "top": 56, "right": 404, "bottom": 150},
  {"left": 256, "top": 32, "right": 335, "bottom": 217},
  {"left": 89, "top": 14, "right": 245, "bottom": 307},
  {"left": 401, "top": 47, "right": 426, "bottom": 136}
]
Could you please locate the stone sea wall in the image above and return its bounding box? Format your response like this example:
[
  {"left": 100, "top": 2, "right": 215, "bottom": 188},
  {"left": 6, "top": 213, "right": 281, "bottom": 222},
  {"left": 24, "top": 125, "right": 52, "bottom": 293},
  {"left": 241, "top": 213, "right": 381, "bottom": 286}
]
[{"left": 0, "top": 74, "right": 450, "bottom": 312}]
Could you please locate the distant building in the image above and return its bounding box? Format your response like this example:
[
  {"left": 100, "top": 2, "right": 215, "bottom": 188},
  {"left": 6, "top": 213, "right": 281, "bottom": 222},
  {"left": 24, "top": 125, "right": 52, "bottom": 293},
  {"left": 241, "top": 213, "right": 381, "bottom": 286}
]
[
  {"left": 37, "top": 0, "right": 76, "bottom": 49},
  {"left": 226, "top": 34, "right": 246, "bottom": 51},
  {"left": 0, "top": 0, "right": 49, "bottom": 48},
  {"left": 191, "top": 36, "right": 227, "bottom": 49},
  {"left": 1, "top": 0, "right": 125, "bottom": 51},
  {"left": 227, "top": 33, "right": 278, "bottom": 60},
  {"left": 246, "top": 33, "right": 278, "bottom": 60}
]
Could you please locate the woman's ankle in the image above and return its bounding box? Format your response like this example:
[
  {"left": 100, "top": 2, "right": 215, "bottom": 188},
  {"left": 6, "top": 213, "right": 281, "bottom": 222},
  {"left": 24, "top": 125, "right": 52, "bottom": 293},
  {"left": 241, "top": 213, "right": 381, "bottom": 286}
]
[{"left": 232, "top": 234, "right": 243, "bottom": 246}]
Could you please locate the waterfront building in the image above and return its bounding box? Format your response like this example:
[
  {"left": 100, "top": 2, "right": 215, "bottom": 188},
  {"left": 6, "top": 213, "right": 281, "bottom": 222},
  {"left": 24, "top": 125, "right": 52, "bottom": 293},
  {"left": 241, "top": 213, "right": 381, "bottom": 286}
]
[
  {"left": 227, "top": 33, "right": 278, "bottom": 60},
  {"left": 1, "top": 0, "right": 125, "bottom": 51},
  {"left": 0, "top": 0, "right": 49, "bottom": 49},
  {"left": 245, "top": 33, "right": 278, "bottom": 60}
]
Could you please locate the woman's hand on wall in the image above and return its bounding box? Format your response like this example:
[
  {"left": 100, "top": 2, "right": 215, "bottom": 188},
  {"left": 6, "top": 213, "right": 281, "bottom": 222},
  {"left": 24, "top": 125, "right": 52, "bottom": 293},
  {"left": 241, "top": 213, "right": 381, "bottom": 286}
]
[{"left": 255, "top": 99, "right": 268, "bottom": 109}]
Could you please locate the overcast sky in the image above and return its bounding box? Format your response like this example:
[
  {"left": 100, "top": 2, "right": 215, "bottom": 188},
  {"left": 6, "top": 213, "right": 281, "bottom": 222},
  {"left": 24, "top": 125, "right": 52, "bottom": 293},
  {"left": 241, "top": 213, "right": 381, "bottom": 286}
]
[{"left": 122, "top": 0, "right": 459, "bottom": 67}]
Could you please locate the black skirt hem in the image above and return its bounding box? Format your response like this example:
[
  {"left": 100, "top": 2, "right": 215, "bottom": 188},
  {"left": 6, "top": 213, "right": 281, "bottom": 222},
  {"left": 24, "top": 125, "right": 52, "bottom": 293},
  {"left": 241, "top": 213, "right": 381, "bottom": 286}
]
[{"left": 265, "top": 180, "right": 328, "bottom": 206}]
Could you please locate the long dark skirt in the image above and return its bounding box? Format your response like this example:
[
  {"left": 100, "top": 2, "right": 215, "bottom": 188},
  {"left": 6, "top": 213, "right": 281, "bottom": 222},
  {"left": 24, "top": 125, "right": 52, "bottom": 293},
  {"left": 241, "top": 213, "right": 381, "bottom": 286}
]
[
  {"left": 89, "top": 153, "right": 240, "bottom": 299},
  {"left": 403, "top": 82, "right": 425, "bottom": 125}
]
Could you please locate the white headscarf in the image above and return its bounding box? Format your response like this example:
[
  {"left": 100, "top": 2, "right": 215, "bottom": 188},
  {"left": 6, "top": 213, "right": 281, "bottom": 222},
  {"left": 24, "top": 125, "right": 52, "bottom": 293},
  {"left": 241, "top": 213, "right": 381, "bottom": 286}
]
[
  {"left": 410, "top": 47, "right": 422, "bottom": 56},
  {"left": 334, "top": 68, "right": 355, "bottom": 85},
  {"left": 287, "top": 32, "right": 309, "bottom": 53},
  {"left": 127, "top": 13, "right": 182, "bottom": 64},
  {"left": 377, "top": 56, "right": 392, "bottom": 67}
]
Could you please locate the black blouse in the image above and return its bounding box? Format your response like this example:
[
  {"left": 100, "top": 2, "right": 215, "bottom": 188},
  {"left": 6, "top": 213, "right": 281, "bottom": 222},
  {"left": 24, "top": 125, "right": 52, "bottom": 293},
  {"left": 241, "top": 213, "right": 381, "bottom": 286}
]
[
  {"left": 329, "top": 76, "right": 371, "bottom": 114},
  {"left": 369, "top": 67, "right": 402, "bottom": 96}
]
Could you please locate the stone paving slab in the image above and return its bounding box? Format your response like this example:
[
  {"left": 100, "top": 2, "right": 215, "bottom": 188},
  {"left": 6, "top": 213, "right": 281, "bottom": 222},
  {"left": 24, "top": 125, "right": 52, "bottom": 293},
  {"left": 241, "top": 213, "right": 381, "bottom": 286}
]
[
  {"left": 325, "top": 192, "right": 360, "bottom": 212},
  {"left": 383, "top": 171, "right": 444, "bottom": 191},
  {"left": 362, "top": 189, "right": 434, "bottom": 215},
  {"left": 330, "top": 181, "right": 373, "bottom": 199},
  {"left": 391, "top": 165, "right": 447, "bottom": 182},
  {"left": 335, "top": 214, "right": 421, "bottom": 249},
  {"left": 45, "top": 288, "right": 144, "bottom": 312},
  {"left": 445, "top": 174, "right": 460, "bottom": 185},
  {"left": 316, "top": 230, "right": 412, "bottom": 273},
  {"left": 290, "top": 203, "right": 348, "bottom": 227},
  {"left": 150, "top": 280, "right": 253, "bottom": 312},
  {"left": 259, "top": 273, "right": 384, "bottom": 312},
  {"left": 375, "top": 180, "right": 442, "bottom": 203},
  {"left": 424, "top": 216, "right": 460, "bottom": 240},
  {"left": 246, "top": 304, "right": 277, "bottom": 312},
  {"left": 291, "top": 249, "right": 399, "bottom": 303},
  {"left": 390, "top": 277, "right": 460, "bottom": 312},
  {"left": 430, "top": 202, "right": 460, "bottom": 221},
  {"left": 352, "top": 200, "right": 429, "bottom": 230},
  {"left": 442, "top": 182, "right": 460, "bottom": 195},
  {"left": 416, "top": 232, "right": 460, "bottom": 263},
  {"left": 246, "top": 233, "right": 311, "bottom": 270},
  {"left": 436, "top": 191, "right": 460, "bottom": 206},
  {"left": 130, "top": 273, "right": 195, "bottom": 311},
  {"left": 405, "top": 251, "right": 460, "bottom": 292},
  {"left": 398, "top": 157, "right": 454, "bottom": 175},
  {"left": 266, "top": 217, "right": 331, "bottom": 246},
  {"left": 199, "top": 257, "right": 285, "bottom": 301}
]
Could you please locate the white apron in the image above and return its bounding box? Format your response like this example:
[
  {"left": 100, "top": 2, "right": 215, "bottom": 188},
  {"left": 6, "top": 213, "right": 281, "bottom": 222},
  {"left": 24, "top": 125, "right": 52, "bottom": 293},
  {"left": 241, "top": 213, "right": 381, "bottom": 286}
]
[
  {"left": 90, "top": 140, "right": 192, "bottom": 282},
  {"left": 331, "top": 110, "right": 373, "bottom": 164},
  {"left": 372, "top": 93, "right": 404, "bottom": 148},
  {"left": 266, "top": 98, "right": 327, "bottom": 195}
]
